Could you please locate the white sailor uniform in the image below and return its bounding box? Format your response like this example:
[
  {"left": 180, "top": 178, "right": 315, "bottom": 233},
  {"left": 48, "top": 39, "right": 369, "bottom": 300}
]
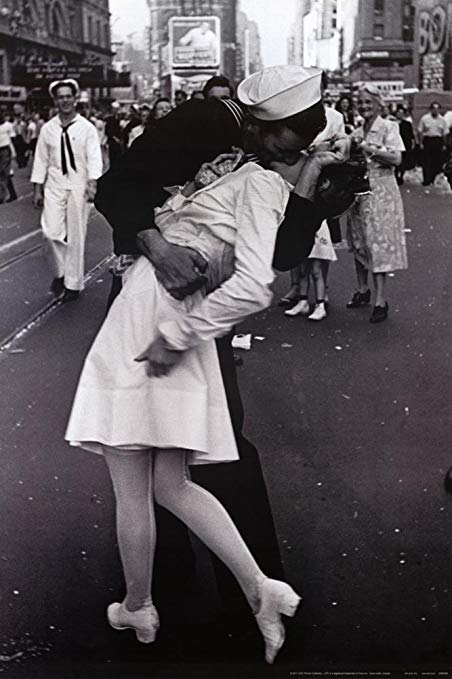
[{"left": 31, "top": 114, "right": 102, "bottom": 291}]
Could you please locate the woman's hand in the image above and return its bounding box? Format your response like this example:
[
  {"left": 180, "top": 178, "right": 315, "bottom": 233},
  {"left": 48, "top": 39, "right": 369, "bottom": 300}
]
[{"left": 135, "top": 335, "right": 184, "bottom": 377}]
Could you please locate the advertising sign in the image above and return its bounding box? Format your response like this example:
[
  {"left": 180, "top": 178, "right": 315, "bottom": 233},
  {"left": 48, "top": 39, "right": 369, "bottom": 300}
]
[
  {"left": 416, "top": 0, "right": 452, "bottom": 91},
  {"left": 12, "top": 63, "right": 129, "bottom": 88},
  {"left": 169, "top": 16, "right": 221, "bottom": 69},
  {"left": 354, "top": 80, "right": 406, "bottom": 102}
]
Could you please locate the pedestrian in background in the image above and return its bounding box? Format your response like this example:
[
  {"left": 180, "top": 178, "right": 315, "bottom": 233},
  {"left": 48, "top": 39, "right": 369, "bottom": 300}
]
[
  {"left": 395, "top": 105, "right": 415, "bottom": 186},
  {"left": 31, "top": 79, "right": 102, "bottom": 303},
  {"left": 335, "top": 95, "right": 355, "bottom": 134},
  {"left": 346, "top": 84, "right": 407, "bottom": 323},
  {"left": 105, "top": 101, "right": 123, "bottom": 168},
  {"left": 280, "top": 71, "right": 345, "bottom": 310},
  {"left": 152, "top": 97, "right": 172, "bottom": 120},
  {"left": 174, "top": 89, "right": 188, "bottom": 106},
  {"left": 127, "top": 105, "right": 152, "bottom": 147},
  {"left": 0, "top": 111, "right": 16, "bottom": 204},
  {"left": 202, "top": 74, "right": 233, "bottom": 100},
  {"left": 284, "top": 221, "right": 337, "bottom": 321},
  {"left": 11, "top": 104, "right": 28, "bottom": 168},
  {"left": 418, "top": 102, "right": 448, "bottom": 186}
]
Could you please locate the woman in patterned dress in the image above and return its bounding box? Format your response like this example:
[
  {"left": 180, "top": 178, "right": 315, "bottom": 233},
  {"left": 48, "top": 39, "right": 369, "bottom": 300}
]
[{"left": 346, "top": 84, "right": 408, "bottom": 323}]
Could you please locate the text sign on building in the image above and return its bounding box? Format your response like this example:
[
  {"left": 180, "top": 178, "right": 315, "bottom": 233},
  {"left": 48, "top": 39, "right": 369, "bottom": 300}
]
[
  {"left": 355, "top": 81, "right": 405, "bottom": 101},
  {"left": 12, "top": 63, "right": 106, "bottom": 87},
  {"left": 169, "top": 16, "right": 221, "bottom": 70},
  {"left": 417, "top": 0, "right": 452, "bottom": 90}
]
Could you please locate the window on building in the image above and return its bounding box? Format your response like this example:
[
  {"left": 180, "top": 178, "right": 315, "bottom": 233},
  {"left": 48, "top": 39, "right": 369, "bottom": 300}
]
[
  {"left": 0, "top": 52, "right": 6, "bottom": 85},
  {"left": 51, "top": 2, "right": 65, "bottom": 37},
  {"left": 88, "top": 16, "right": 93, "bottom": 44},
  {"left": 373, "top": 22, "right": 384, "bottom": 39},
  {"left": 402, "top": 0, "right": 414, "bottom": 41},
  {"left": 374, "top": 0, "right": 385, "bottom": 11},
  {"left": 97, "top": 20, "right": 102, "bottom": 46},
  {"left": 104, "top": 24, "right": 110, "bottom": 49}
]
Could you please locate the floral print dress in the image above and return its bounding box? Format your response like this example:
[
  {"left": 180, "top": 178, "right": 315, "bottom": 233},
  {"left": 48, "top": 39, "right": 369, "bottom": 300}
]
[{"left": 346, "top": 116, "right": 408, "bottom": 273}]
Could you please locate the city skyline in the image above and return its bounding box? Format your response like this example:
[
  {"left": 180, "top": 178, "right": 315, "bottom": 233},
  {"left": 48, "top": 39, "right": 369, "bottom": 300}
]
[{"left": 109, "top": 0, "right": 296, "bottom": 66}]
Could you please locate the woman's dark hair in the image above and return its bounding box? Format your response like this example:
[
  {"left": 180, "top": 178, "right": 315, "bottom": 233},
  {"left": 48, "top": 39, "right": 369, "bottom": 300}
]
[
  {"left": 335, "top": 96, "right": 354, "bottom": 125},
  {"left": 247, "top": 100, "right": 326, "bottom": 142}
]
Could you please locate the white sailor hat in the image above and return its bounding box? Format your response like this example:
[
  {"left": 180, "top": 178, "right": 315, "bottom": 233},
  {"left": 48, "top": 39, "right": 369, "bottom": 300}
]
[
  {"left": 48, "top": 79, "right": 80, "bottom": 99},
  {"left": 237, "top": 65, "right": 322, "bottom": 121}
]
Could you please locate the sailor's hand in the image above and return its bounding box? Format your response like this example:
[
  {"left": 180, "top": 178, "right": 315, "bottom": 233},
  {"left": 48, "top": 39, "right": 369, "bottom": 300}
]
[
  {"left": 137, "top": 229, "right": 208, "bottom": 300},
  {"left": 85, "top": 179, "right": 97, "bottom": 203},
  {"left": 135, "top": 335, "right": 183, "bottom": 378},
  {"left": 32, "top": 185, "right": 44, "bottom": 209}
]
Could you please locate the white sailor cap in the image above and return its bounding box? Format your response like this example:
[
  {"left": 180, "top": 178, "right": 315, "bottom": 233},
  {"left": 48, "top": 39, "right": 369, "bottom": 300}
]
[
  {"left": 48, "top": 79, "right": 80, "bottom": 99},
  {"left": 237, "top": 65, "right": 323, "bottom": 121}
]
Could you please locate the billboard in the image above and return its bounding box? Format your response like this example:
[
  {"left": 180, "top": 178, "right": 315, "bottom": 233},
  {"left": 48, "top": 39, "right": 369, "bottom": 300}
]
[
  {"left": 416, "top": 0, "right": 452, "bottom": 91},
  {"left": 169, "top": 16, "right": 221, "bottom": 70}
]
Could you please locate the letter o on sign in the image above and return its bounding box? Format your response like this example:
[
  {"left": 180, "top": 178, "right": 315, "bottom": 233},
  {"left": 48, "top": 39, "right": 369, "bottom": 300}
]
[
  {"left": 420, "top": 5, "right": 448, "bottom": 55},
  {"left": 429, "top": 5, "right": 447, "bottom": 52}
]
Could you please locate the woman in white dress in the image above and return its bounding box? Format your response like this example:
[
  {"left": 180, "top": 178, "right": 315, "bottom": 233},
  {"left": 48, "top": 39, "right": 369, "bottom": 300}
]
[{"left": 65, "top": 66, "right": 345, "bottom": 664}]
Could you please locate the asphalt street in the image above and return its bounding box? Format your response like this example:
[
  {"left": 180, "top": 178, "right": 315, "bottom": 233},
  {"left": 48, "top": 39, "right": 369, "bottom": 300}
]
[{"left": 0, "top": 169, "right": 451, "bottom": 679}]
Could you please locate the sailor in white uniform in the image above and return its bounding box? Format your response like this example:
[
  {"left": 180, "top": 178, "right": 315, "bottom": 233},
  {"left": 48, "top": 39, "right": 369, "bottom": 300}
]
[{"left": 31, "top": 79, "right": 103, "bottom": 302}]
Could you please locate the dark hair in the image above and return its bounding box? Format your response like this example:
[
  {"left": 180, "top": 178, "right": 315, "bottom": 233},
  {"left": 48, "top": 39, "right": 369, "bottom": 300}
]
[
  {"left": 175, "top": 90, "right": 187, "bottom": 99},
  {"left": 248, "top": 100, "right": 326, "bottom": 141},
  {"left": 335, "top": 96, "right": 354, "bottom": 122},
  {"left": 430, "top": 101, "right": 441, "bottom": 109},
  {"left": 321, "top": 71, "right": 328, "bottom": 90},
  {"left": 203, "top": 75, "right": 233, "bottom": 98}
]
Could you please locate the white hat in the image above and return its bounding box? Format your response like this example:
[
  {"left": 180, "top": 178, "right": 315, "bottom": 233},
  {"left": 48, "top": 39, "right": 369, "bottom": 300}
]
[
  {"left": 48, "top": 78, "right": 80, "bottom": 99},
  {"left": 237, "top": 65, "right": 322, "bottom": 121}
]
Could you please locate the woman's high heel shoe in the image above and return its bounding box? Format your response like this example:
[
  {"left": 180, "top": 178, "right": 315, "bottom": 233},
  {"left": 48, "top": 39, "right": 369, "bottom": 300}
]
[
  {"left": 254, "top": 578, "right": 301, "bottom": 664},
  {"left": 107, "top": 601, "right": 160, "bottom": 643}
]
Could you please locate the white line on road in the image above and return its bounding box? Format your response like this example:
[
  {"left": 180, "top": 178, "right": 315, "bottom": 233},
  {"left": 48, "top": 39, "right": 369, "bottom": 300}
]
[
  {"left": 0, "top": 228, "right": 42, "bottom": 255},
  {"left": 0, "top": 254, "right": 114, "bottom": 356}
]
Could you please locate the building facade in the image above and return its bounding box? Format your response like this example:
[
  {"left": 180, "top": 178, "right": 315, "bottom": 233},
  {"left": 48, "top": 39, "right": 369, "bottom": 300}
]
[
  {"left": 337, "top": 0, "right": 416, "bottom": 91},
  {"left": 236, "top": 10, "right": 263, "bottom": 81},
  {"left": 0, "top": 0, "right": 116, "bottom": 106},
  {"left": 287, "top": 0, "right": 340, "bottom": 72},
  {"left": 303, "top": 0, "right": 340, "bottom": 71}
]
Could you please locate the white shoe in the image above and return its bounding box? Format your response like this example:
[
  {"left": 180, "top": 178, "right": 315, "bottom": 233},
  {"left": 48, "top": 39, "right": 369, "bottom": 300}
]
[
  {"left": 284, "top": 299, "right": 310, "bottom": 317},
  {"left": 308, "top": 303, "right": 327, "bottom": 321},
  {"left": 254, "top": 577, "right": 301, "bottom": 664},
  {"left": 107, "top": 601, "right": 159, "bottom": 643}
]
